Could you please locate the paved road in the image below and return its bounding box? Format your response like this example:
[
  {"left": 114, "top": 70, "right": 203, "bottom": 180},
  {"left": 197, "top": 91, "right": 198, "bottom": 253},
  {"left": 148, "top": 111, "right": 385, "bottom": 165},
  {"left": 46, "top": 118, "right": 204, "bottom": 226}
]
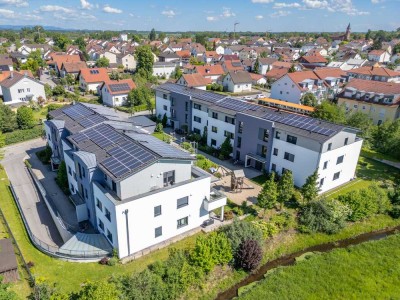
[{"left": 1, "top": 139, "right": 63, "bottom": 247}]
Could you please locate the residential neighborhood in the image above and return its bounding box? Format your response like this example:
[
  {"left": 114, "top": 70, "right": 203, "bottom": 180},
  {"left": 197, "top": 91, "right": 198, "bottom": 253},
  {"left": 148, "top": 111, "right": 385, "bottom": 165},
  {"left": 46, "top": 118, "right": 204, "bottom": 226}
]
[{"left": 0, "top": 1, "right": 399, "bottom": 299}]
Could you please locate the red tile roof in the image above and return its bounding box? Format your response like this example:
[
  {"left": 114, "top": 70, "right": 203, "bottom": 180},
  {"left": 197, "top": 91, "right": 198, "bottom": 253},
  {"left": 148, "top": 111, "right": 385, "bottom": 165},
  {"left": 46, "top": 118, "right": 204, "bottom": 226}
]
[
  {"left": 48, "top": 54, "right": 82, "bottom": 70},
  {"left": 181, "top": 73, "right": 211, "bottom": 87},
  {"left": 313, "top": 67, "right": 347, "bottom": 79},
  {"left": 348, "top": 66, "right": 400, "bottom": 77},
  {"left": 266, "top": 67, "right": 289, "bottom": 80},
  {"left": 345, "top": 78, "right": 400, "bottom": 95},
  {"left": 79, "top": 68, "right": 109, "bottom": 83},
  {"left": 195, "top": 64, "right": 224, "bottom": 76},
  {"left": 299, "top": 54, "right": 328, "bottom": 64}
]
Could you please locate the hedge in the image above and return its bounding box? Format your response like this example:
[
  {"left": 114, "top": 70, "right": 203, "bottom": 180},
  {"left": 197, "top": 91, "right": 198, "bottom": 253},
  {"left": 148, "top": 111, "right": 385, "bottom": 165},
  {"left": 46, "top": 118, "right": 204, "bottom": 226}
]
[{"left": 4, "top": 126, "right": 44, "bottom": 145}]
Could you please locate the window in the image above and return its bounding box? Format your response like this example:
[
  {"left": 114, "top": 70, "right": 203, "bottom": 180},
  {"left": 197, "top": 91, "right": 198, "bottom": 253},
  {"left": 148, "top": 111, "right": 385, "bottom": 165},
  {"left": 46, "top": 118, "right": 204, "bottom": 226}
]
[
  {"left": 96, "top": 198, "right": 103, "bottom": 211},
  {"left": 224, "top": 131, "right": 234, "bottom": 139},
  {"left": 336, "top": 155, "right": 344, "bottom": 164},
  {"left": 112, "top": 181, "right": 117, "bottom": 192},
  {"left": 193, "top": 103, "right": 201, "bottom": 110},
  {"left": 68, "top": 166, "right": 72, "bottom": 175},
  {"left": 237, "top": 136, "right": 242, "bottom": 148},
  {"left": 323, "top": 161, "right": 328, "bottom": 170},
  {"left": 82, "top": 168, "right": 85, "bottom": 178},
  {"left": 211, "top": 126, "right": 218, "bottom": 133},
  {"left": 333, "top": 172, "right": 340, "bottom": 181},
  {"left": 85, "top": 188, "right": 88, "bottom": 199},
  {"left": 273, "top": 148, "right": 278, "bottom": 156},
  {"left": 27, "top": 88, "right": 30, "bottom": 92},
  {"left": 286, "top": 135, "right": 297, "bottom": 145},
  {"left": 154, "top": 205, "right": 161, "bottom": 217},
  {"left": 107, "top": 229, "right": 113, "bottom": 243},
  {"left": 344, "top": 138, "right": 348, "bottom": 145},
  {"left": 163, "top": 170, "right": 175, "bottom": 187},
  {"left": 225, "top": 116, "right": 235, "bottom": 125},
  {"left": 194, "top": 116, "right": 201, "bottom": 123},
  {"left": 193, "top": 128, "right": 200, "bottom": 134},
  {"left": 284, "top": 152, "right": 295, "bottom": 162},
  {"left": 105, "top": 208, "right": 111, "bottom": 222},
  {"left": 163, "top": 105, "right": 167, "bottom": 111},
  {"left": 98, "top": 219, "right": 104, "bottom": 231},
  {"left": 155, "top": 226, "right": 162, "bottom": 238},
  {"left": 257, "top": 144, "right": 267, "bottom": 158},
  {"left": 185, "top": 102, "right": 188, "bottom": 112},
  {"left": 177, "top": 196, "right": 189, "bottom": 208},
  {"left": 259, "top": 128, "right": 269, "bottom": 142},
  {"left": 185, "top": 114, "right": 188, "bottom": 123},
  {"left": 275, "top": 131, "right": 280, "bottom": 139},
  {"left": 78, "top": 163, "right": 82, "bottom": 179},
  {"left": 328, "top": 143, "right": 332, "bottom": 151},
  {"left": 177, "top": 217, "right": 188, "bottom": 228},
  {"left": 211, "top": 139, "right": 216, "bottom": 146},
  {"left": 282, "top": 167, "right": 290, "bottom": 174},
  {"left": 163, "top": 93, "right": 168, "bottom": 99},
  {"left": 320, "top": 178, "right": 324, "bottom": 187},
  {"left": 70, "top": 184, "right": 75, "bottom": 193},
  {"left": 238, "top": 121, "right": 244, "bottom": 133},
  {"left": 271, "top": 163, "right": 276, "bottom": 172},
  {"left": 212, "top": 112, "right": 218, "bottom": 119}
]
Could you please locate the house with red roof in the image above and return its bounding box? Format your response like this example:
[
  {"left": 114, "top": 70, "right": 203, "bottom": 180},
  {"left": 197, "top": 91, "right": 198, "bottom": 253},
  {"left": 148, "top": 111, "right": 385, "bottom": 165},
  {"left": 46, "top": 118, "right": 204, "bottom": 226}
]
[
  {"left": 194, "top": 65, "right": 225, "bottom": 82},
  {"left": 99, "top": 78, "right": 136, "bottom": 107},
  {"left": 78, "top": 68, "right": 110, "bottom": 92},
  {"left": 298, "top": 54, "right": 328, "bottom": 69},
  {"left": 347, "top": 66, "right": 400, "bottom": 83},
  {"left": 177, "top": 73, "right": 211, "bottom": 90},
  {"left": 338, "top": 78, "right": 400, "bottom": 124}
]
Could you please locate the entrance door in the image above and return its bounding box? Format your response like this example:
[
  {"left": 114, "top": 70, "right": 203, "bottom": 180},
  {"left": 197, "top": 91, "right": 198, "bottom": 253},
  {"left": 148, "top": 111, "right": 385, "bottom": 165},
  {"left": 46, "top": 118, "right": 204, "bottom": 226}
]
[
  {"left": 254, "top": 161, "right": 263, "bottom": 171},
  {"left": 170, "top": 120, "right": 175, "bottom": 129},
  {"left": 236, "top": 151, "right": 240, "bottom": 161}
]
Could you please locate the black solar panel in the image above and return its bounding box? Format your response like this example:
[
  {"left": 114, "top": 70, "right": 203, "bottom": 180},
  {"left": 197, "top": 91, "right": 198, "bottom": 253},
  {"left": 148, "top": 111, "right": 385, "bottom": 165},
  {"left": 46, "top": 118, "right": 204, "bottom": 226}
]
[
  {"left": 90, "top": 69, "right": 99, "bottom": 74},
  {"left": 79, "top": 114, "right": 106, "bottom": 128},
  {"left": 109, "top": 83, "right": 130, "bottom": 92},
  {"left": 102, "top": 141, "right": 158, "bottom": 178},
  {"left": 72, "top": 124, "right": 126, "bottom": 148},
  {"left": 64, "top": 104, "right": 94, "bottom": 121},
  {"left": 217, "top": 98, "right": 259, "bottom": 112}
]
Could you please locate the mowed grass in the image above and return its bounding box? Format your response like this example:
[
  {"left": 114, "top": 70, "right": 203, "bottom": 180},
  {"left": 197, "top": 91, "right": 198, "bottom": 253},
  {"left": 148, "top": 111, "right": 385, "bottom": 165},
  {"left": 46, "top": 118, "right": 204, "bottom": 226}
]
[
  {"left": 0, "top": 168, "right": 200, "bottom": 295},
  {"left": 239, "top": 233, "right": 400, "bottom": 299}
]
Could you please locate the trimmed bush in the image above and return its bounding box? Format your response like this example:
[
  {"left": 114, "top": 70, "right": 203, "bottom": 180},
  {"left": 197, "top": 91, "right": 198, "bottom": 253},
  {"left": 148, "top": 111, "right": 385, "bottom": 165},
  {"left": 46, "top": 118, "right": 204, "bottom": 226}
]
[
  {"left": 389, "top": 205, "right": 400, "bottom": 219},
  {"left": 4, "top": 126, "right": 43, "bottom": 145},
  {"left": 236, "top": 239, "right": 263, "bottom": 271}
]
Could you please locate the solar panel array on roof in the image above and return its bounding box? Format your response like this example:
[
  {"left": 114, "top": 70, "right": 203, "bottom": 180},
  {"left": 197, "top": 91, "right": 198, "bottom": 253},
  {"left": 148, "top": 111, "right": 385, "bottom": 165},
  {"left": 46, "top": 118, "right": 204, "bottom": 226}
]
[
  {"left": 232, "top": 61, "right": 242, "bottom": 67},
  {"left": 78, "top": 114, "right": 106, "bottom": 128},
  {"left": 216, "top": 98, "right": 259, "bottom": 112},
  {"left": 64, "top": 104, "right": 93, "bottom": 121},
  {"left": 261, "top": 112, "right": 336, "bottom": 136},
  {"left": 90, "top": 69, "right": 99, "bottom": 74},
  {"left": 72, "top": 124, "right": 126, "bottom": 148},
  {"left": 102, "top": 141, "right": 158, "bottom": 178},
  {"left": 159, "top": 83, "right": 226, "bottom": 103},
  {"left": 109, "top": 83, "right": 130, "bottom": 92}
]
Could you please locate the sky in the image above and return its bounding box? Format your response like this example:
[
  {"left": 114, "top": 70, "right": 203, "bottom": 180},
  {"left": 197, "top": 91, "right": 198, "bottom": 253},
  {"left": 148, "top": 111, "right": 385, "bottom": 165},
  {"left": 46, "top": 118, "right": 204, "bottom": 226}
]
[{"left": 0, "top": 0, "right": 398, "bottom": 32}]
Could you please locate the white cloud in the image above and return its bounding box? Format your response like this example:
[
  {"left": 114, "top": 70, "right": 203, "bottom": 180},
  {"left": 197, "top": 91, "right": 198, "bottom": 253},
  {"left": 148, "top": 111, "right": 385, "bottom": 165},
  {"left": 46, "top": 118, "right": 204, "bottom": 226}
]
[
  {"left": 371, "top": 0, "right": 383, "bottom": 3},
  {"left": 255, "top": 15, "right": 263, "bottom": 19},
  {"left": 40, "top": 5, "right": 73, "bottom": 13},
  {"left": 103, "top": 5, "right": 122, "bottom": 13},
  {"left": 270, "top": 10, "right": 291, "bottom": 17},
  {"left": 161, "top": 10, "right": 176, "bottom": 18},
  {"left": 80, "top": 0, "right": 93, "bottom": 10},
  {"left": 299, "top": 0, "right": 369, "bottom": 16},
  {"left": 251, "top": 0, "right": 274, "bottom": 3},
  {"left": 273, "top": 2, "right": 301, "bottom": 8},
  {"left": 0, "top": 0, "right": 28, "bottom": 7},
  {"left": 0, "top": 8, "right": 41, "bottom": 20},
  {"left": 221, "top": 7, "right": 235, "bottom": 18},
  {"left": 302, "top": 0, "right": 328, "bottom": 9},
  {"left": 206, "top": 16, "right": 218, "bottom": 21},
  {"left": 0, "top": 8, "right": 14, "bottom": 18}
]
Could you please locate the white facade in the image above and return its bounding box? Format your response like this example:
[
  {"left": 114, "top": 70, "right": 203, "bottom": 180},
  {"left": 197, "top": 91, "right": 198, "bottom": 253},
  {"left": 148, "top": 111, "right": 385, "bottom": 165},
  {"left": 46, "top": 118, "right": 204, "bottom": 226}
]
[
  {"left": 101, "top": 88, "right": 128, "bottom": 107},
  {"left": 191, "top": 103, "right": 209, "bottom": 134},
  {"left": 119, "top": 54, "right": 136, "bottom": 70},
  {"left": 270, "top": 76, "right": 302, "bottom": 104},
  {"left": 155, "top": 91, "right": 172, "bottom": 123},
  {"left": 216, "top": 46, "right": 225, "bottom": 55},
  {"left": 1, "top": 76, "right": 46, "bottom": 105},
  {"left": 207, "top": 111, "right": 236, "bottom": 148},
  {"left": 368, "top": 51, "right": 391, "bottom": 63},
  {"left": 153, "top": 64, "right": 175, "bottom": 77},
  {"left": 222, "top": 73, "right": 252, "bottom": 93}
]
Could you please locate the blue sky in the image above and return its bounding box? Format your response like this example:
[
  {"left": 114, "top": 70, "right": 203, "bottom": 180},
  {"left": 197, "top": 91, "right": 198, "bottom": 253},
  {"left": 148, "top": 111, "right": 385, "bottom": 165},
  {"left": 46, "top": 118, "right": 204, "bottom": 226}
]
[{"left": 0, "top": 0, "right": 398, "bottom": 32}]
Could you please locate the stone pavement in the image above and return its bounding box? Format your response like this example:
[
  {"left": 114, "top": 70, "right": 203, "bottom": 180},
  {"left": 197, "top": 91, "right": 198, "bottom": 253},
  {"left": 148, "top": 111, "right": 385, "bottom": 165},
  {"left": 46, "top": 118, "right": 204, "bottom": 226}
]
[{"left": 1, "top": 138, "right": 63, "bottom": 247}]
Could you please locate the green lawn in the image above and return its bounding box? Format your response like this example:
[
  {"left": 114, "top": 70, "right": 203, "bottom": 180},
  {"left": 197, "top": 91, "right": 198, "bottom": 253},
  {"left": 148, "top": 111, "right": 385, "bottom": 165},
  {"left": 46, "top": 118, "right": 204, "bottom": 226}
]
[
  {"left": 0, "top": 168, "right": 200, "bottom": 295},
  {"left": 361, "top": 148, "right": 400, "bottom": 163},
  {"left": 239, "top": 233, "right": 400, "bottom": 299},
  {"left": 250, "top": 174, "right": 267, "bottom": 186}
]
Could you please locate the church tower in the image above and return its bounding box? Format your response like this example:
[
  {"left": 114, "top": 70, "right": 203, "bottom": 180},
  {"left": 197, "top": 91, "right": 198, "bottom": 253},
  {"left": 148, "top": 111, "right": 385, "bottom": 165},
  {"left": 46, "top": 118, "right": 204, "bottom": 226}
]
[{"left": 345, "top": 23, "right": 351, "bottom": 41}]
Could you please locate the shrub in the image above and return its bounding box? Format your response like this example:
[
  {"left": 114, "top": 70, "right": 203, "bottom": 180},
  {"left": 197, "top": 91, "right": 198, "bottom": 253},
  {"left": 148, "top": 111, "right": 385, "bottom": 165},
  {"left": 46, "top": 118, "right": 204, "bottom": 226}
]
[
  {"left": 338, "top": 184, "right": 391, "bottom": 221},
  {"left": 270, "top": 211, "right": 294, "bottom": 230},
  {"left": 298, "top": 199, "right": 351, "bottom": 234},
  {"left": 107, "top": 257, "right": 118, "bottom": 266},
  {"left": 4, "top": 126, "right": 43, "bottom": 145},
  {"left": 16, "top": 106, "right": 35, "bottom": 129},
  {"left": 251, "top": 220, "right": 278, "bottom": 238},
  {"left": 27, "top": 261, "right": 35, "bottom": 268},
  {"left": 55, "top": 161, "right": 70, "bottom": 195},
  {"left": 190, "top": 232, "right": 233, "bottom": 273},
  {"left": 36, "top": 145, "right": 52, "bottom": 164},
  {"left": 389, "top": 205, "right": 400, "bottom": 219},
  {"left": 224, "top": 210, "right": 234, "bottom": 220},
  {"left": 236, "top": 240, "right": 263, "bottom": 271},
  {"left": 220, "top": 219, "right": 263, "bottom": 255},
  {"left": 154, "top": 123, "right": 163, "bottom": 133}
]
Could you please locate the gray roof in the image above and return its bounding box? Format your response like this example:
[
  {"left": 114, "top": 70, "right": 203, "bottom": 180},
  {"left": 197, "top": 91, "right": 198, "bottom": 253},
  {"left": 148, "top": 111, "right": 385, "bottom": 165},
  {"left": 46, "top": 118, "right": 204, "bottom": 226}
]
[
  {"left": 228, "top": 71, "right": 252, "bottom": 84},
  {"left": 128, "top": 115, "right": 157, "bottom": 127},
  {"left": 0, "top": 72, "right": 44, "bottom": 89},
  {"left": 158, "top": 52, "right": 180, "bottom": 59},
  {"left": 74, "top": 151, "right": 97, "bottom": 169}
]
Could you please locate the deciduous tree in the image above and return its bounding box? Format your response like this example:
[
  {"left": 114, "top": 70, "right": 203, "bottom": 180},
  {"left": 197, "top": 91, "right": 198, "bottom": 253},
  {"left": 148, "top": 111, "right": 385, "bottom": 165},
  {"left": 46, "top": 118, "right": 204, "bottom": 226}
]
[
  {"left": 135, "top": 45, "right": 154, "bottom": 79},
  {"left": 257, "top": 172, "right": 278, "bottom": 215},
  {"left": 16, "top": 106, "right": 35, "bottom": 129},
  {"left": 301, "top": 170, "right": 319, "bottom": 204},
  {"left": 277, "top": 169, "right": 294, "bottom": 210}
]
